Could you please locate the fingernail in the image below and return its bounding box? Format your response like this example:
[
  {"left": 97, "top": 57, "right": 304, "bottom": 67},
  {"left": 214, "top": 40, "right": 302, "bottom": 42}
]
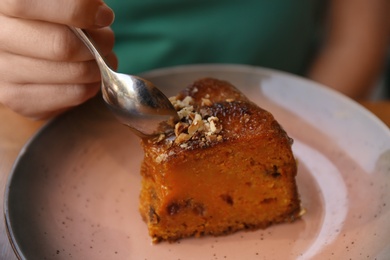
[{"left": 95, "top": 4, "right": 115, "bottom": 27}]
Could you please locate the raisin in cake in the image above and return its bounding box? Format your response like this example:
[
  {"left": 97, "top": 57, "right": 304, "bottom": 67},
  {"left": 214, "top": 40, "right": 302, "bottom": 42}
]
[{"left": 139, "top": 78, "right": 301, "bottom": 243}]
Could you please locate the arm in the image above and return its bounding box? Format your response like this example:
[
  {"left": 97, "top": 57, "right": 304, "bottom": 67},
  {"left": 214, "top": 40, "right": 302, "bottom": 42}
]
[{"left": 308, "top": 0, "right": 389, "bottom": 100}]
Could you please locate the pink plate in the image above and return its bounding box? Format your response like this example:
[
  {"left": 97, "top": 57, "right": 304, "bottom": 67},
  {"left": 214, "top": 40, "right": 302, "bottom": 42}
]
[{"left": 5, "top": 64, "right": 390, "bottom": 259}]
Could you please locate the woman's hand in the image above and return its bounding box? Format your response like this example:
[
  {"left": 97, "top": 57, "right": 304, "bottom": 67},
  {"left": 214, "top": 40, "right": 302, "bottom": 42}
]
[{"left": 0, "top": 0, "right": 117, "bottom": 119}]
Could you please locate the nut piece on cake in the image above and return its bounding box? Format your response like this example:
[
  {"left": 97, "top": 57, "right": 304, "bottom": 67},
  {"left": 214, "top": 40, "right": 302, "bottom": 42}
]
[{"left": 139, "top": 78, "right": 302, "bottom": 243}]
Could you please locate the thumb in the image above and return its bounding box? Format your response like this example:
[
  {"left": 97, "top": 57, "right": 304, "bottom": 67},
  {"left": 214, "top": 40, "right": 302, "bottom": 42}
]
[{"left": 0, "top": 0, "right": 114, "bottom": 28}]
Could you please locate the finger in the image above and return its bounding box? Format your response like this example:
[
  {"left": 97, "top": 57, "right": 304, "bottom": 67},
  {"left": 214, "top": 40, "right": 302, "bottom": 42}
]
[
  {"left": 0, "top": 51, "right": 101, "bottom": 84},
  {"left": 0, "top": 51, "right": 118, "bottom": 84},
  {"left": 0, "top": 14, "right": 115, "bottom": 62},
  {"left": 0, "top": 82, "right": 100, "bottom": 119},
  {"left": 0, "top": 0, "right": 114, "bottom": 28}
]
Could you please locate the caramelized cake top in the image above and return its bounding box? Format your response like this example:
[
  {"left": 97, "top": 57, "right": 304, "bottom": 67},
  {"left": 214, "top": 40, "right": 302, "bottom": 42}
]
[{"left": 143, "top": 78, "right": 292, "bottom": 163}]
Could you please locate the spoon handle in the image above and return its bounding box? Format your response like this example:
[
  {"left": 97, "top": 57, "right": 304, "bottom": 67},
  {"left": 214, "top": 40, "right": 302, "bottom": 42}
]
[{"left": 68, "top": 27, "right": 112, "bottom": 71}]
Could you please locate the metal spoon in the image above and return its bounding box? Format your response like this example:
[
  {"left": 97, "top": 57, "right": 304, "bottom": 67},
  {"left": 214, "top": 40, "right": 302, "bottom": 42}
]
[{"left": 69, "top": 27, "right": 178, "bottom": 137}]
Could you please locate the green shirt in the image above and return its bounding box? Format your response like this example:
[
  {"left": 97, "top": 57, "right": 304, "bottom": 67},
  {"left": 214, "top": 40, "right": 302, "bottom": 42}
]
[{"left": 107, "top": 0, "right": 325, "bottom": 75}]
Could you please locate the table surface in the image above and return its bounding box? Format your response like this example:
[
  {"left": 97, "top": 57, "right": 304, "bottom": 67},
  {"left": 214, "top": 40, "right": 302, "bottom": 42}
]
[{"left": 1, "top": 101, "right": 389, "bottom": 259}]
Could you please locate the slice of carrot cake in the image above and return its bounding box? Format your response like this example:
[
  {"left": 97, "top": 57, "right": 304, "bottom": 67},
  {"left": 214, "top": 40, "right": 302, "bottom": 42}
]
[{"left": 139, "top": 78, "right": 301, "bottom": 243}]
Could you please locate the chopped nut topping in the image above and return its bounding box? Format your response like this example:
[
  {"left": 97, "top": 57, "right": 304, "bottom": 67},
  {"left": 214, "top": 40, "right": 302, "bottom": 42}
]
[
  {"left": 175, "top": 133, "right": 191, "bottom": 144},
  {"left": 201, "top": 98, "right": 212, "bottom": 106},
  {"left": 170, "top": 96, "right": 193, "bottom": 111},
  {"left": 154, "top": 133, "right": 166, "bottom": 143},
  {"left": 177, "top": 105, "right": 194, "bottom": 119},
  {"left": 207, "top": 116, "right": 222, "bottom": 134},
  {"left": 168, "top": 94, "right": 224, "bottom": 147},
  {"left": 174, "top": 122, "right": 189, "bottom": 136},
  {"left": 187, "top": 113, "right": 203, "bottom": 135},
  {"left": 155, "top": 153, "right": 168, "bottom": 163}
]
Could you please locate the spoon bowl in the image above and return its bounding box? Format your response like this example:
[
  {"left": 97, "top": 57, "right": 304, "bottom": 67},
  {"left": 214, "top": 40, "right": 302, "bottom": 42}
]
[{"left": 69, "top": 27, "right": 178, "bottom": 137}]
